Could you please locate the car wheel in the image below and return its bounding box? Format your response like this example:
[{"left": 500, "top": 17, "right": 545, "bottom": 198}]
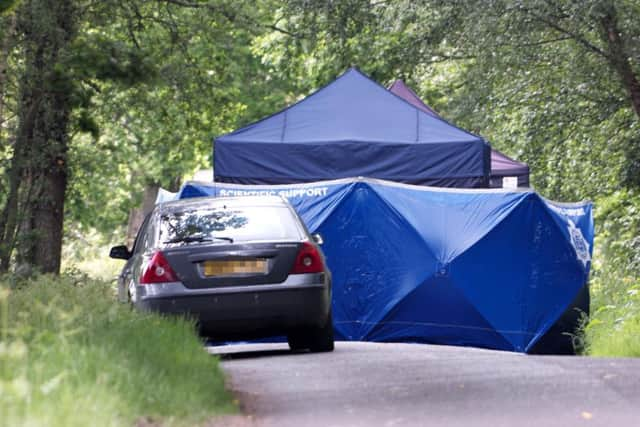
[
  {"left": 287, "top": 311, "right": 335, "bottom": 352},
  {"left": 287, "top": 329, "right": 310, "bottom": 351},
  {"left": 308, "top": 310, "right": 334, "bottom": 353}
]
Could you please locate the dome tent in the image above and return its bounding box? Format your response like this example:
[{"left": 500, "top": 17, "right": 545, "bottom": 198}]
[
  {"left": 178, "top": 178, "right": 593, "bottom": 353},
  {"left": 215, "top": 68, "right": 491, "bottom": 188}
]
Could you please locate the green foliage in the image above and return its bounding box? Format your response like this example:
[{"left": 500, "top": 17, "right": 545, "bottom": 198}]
[
  {"left": 584, "top": 270, "right": 640, "bottom": 357},
  {"left": 0, "top": 274, "right": 235, "bottom": 426},
  {"left": 254, "top": 0, "right": 434, "bottom": 90},
  {"left": 255, "top": 0, "right": 640, "bottom": 357},
  {"left": 0, "top": 0, "right": 19, "bottom": 15},
  {"left": 62, "top": 0, "right": 294, "bottom": 235},
  {"left": 266, "top": 0, "right": 639, "bottom": 198},
  {"left": 61, "top": 228, "right": 124, "bottom": 280},
  {"left": 582, "top": 191, "right": 640, "bottom": 356},
  {"left": 2, "top": 0, "right": 640, "bottom": 353}
]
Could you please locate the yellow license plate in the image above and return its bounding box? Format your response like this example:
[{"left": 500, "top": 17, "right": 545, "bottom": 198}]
[{"left": 202, "top": 259, "right": 267, "bottom": 276}]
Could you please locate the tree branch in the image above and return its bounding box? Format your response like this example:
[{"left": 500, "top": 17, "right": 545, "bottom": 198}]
[
  {"left": 519, "top": 6, "right": 608, "bottom": 59},
  {"left": 266, "top": 24, "right": 300, "bottom": 38},
  {"left": 597, "top": 4, "right": 640, "bottom": 119},
  {"left": 508, "top": 35, "right": 573, "bottom": 49},
  {"left": 157, "top": 0, "right": 301, "bottom": 38}
]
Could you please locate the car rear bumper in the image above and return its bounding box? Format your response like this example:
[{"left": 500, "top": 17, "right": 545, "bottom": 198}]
[{"left": 134, "top": 274, "right": 331, "bottom": 339}]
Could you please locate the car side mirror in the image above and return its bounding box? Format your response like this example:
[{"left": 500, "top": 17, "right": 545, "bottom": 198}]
[
  {"left": 311, "top": 233, "right": 324, "bottom": 245},
  {"left": 109, "top": 245, "right": 132, "bottom": 260}
]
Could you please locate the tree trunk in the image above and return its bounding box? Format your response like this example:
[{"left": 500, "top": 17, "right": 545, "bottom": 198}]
[
  {"left": 126, "top": 183, "right": 160, "bottom": 248},
  {"left": 31, "top": 156, "right": 67, "bottom": 273},
  {"left": 8, "top": 0, "right": 77, "bottom": 274},
  {"left": 598, "top": 3, "right": 640, "bottom": 120},
  {"left": 0, "top": 13, "right": 16, "bottom": 132},
  {"left": 0, "top": 96, "right": 39, "bottom": 271}
]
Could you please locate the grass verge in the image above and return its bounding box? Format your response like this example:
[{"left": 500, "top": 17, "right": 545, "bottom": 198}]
[
  {"left": 0, "top": 274, "right": 235, "bottom": 427},
  {"left": 582, "top": 257, "right": 640, "bottom": 357},
  {"left": 581, "top": 191, "right": 640, "bottom": 357},
  {"left": 583, "top": 285, "right": 640, "bottom": 357}
]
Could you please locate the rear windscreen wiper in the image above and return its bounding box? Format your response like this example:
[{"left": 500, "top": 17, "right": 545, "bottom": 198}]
[
  {"left": 164, "top": 236, "right": 213, "bottom": 244},
  {"left": 163, "top": 235, "right": 234, "bottom": 244}
]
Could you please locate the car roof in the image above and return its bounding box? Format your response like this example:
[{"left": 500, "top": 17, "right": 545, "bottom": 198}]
[{"left": 157, "top": 195, "right": 290, "bottom": 213}]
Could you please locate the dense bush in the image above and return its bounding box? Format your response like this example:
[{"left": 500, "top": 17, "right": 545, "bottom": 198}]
[{"left": 583, "top": 192, "right": 640, "bottom": 356}]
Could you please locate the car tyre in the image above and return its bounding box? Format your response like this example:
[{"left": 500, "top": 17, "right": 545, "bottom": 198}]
[
  {"left": 287, "top": 311, "right": 335, "bottom": 352},
  {"left": 309, "top": 310, "right": 334, "bottom": 352},
  {"left": 287, "top": 331, "right": 309, "bottom": 351}
]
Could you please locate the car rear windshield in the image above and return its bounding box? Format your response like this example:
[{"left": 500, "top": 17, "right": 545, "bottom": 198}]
[{"left": 158, "top": 205, "right": 304, "bottom": 246}]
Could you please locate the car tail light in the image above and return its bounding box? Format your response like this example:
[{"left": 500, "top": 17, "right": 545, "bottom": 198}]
[
  {"left": 290, "top": 242, "right": 324, "bottom": 274},
  {"left": 140, "top": 251, "right": 179, "bottom": 284}
]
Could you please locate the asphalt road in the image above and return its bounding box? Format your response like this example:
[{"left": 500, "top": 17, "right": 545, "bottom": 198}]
[{"left": 208, "top": 342, "right": 640, "bottom": 427}]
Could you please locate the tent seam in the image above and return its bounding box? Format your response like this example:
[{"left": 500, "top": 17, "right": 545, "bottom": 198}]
[
  {"left": 351, "top": 67, "right": 485, "bottom": 141},
  {"left": 365, "top": 183, "right": 532, "bottom": 349},
  {"left": 280, "top": 109, "right": 287, "bottom": 142},
  {"left": 215, "top": 68, "right": 361, "bottom": 140},
  {"left": 334, "top": 182, "right": 443, "bottom": 339},
  {"left": 216, "top": 67, "right": 485, "bottom": 143},
  {"left": 446, "top": 193, "right": 531, "bottom": 263}
]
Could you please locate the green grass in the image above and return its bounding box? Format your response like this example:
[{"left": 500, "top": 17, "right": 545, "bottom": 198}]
[
  {"left": 582, "top": 257, "right": 640, "bottom": 357},
  {"left": 580, "top": 191, "right": 640, "bottom": 357},
  {"left": 0, "top": 274, "right": 236, "bottom": 427},
  {"left": 586, "top": 313, "right": 640, "bottom": 357}
]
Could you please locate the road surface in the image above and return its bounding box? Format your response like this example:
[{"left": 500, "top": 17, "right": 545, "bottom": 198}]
[{"left": 209, "top": 342, "right": 640, "bottom": 427}]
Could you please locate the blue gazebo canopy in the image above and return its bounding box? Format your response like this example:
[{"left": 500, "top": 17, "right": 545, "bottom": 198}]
[{"left": 215, "top": 68, "right": 491, "bottom": 188}]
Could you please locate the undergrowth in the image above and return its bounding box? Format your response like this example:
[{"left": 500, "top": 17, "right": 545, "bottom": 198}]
[
  {"left": 584, "top": 264, "right": 640, "bottom": 357},
  {"left": 0, "top": 273, "right": 235, "bottom": 427},
  {"left": 582, "top": 191, "right": 640, "bottom": 357}
]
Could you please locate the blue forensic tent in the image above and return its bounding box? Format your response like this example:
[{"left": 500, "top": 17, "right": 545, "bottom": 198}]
[
  {"left": 177, "top": 178, "right": 593, "bottom": 353},
  {"left": 214, "top": 68, "right": 491, "bottom": 188}
]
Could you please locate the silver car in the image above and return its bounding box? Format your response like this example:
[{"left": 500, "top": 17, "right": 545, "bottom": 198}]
[{"left": 109, "top": 196, "right": 334, "bottom": 352}]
